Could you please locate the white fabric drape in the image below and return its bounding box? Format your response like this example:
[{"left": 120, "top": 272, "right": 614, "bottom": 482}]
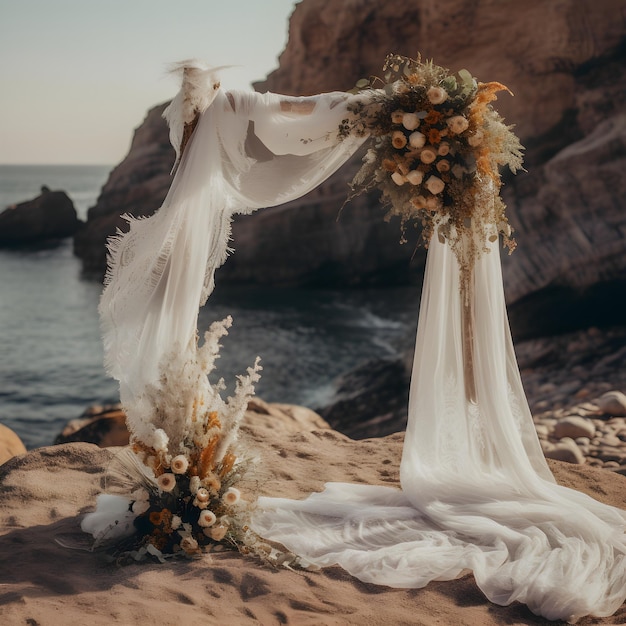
[
  {"left": 253, "top": 236, "right": 626, "bottom": 622},
  {"left": 100, "top": 81, "right": 626, "bottom": 622},
  {"left": 99, "top": 89, "right": 367, "bottom": 442}
]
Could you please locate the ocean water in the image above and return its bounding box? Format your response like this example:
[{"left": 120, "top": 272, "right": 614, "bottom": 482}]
[{"left": 0, "top": 165, "right": 420, "bottom": 449}]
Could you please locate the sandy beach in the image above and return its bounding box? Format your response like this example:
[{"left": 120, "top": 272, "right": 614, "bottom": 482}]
[{"left": 1, "top": 403, "right": 624, "bottom": 626}]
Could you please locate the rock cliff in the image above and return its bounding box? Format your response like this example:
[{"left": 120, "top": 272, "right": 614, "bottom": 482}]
[
  {"left": 74, "top": 0, "right": 626, "bottom": 335},
  {"left": 73, "top": 103, "right": 173, "bottom": 274}
]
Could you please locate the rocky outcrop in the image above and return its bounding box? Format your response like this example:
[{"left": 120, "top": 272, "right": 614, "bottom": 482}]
[
  {"left": 318, "top": 325, "right": 626, "bottom": 469},
  {"left": 257, "top": 0, "right": 626, "bottom": 337},
  {"left": 54, "top": 403, "right": 130, "bottom": 447},
  {"left": 0, "top": 188, "right": 80, "bottom": 246},
  {"left": 73, "top": 103, "right": 173, "bottom": 275},
  {"left": 74, "top": 0, "right": 625, "bottom": 335},
  {"left": 0, "top": 423, "right": 26, "bottom": 465},
  {"left": 317, "top": 357, "right": 410, "bottom": 438},
  {"left": 54, "top": 400, "right": 331, "bottom": 448}
]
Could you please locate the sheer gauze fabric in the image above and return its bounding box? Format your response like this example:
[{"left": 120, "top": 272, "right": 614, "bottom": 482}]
[
  {"left": 100, "top": 82, "right": 626, "bottom": 622},
  {"left": 100, "top": 88, "right": 367, "bottom": 449}
]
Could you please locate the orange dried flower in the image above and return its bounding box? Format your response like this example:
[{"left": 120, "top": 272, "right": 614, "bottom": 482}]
[
  {"left": 424, "top": 109, "right": 442, "bottom": 125},
  {"left": 382, "top": 159, "right": 397, "bottom": 172},
  {"left": 206, "top": 411, "right": 221, "bottom": 431},
  {"left": 428, "top": 128, "right": 442, "bottom": 144},
  {"left": 475, "top": 81, "right": 511, "bottom": 106},
  {"left": 148, "top": 530, "right": 168, "bottom": 551},
  {"left": 149, "top": 510, "right": 164, "bottom": 526},
  {"left": 219, "top": 452, "right": 237, "bottom": 478},
  {"left": 160, "top": 508, "right": 173, "bottom": 530},
  {"left": 199, "top": 436, "right": 219, "bottom": 478}
]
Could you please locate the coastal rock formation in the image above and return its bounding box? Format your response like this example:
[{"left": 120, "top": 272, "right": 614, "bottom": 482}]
[
  {"left": 54, "top": 400, "right": 331, "bottom": 449},
  {"left": 0, "top": 188, "right": 81, "bottom": 246},
  {"left": 73, "top": 0, "right": 625, "bottom": 334},
  {"left": 0, "top": 423, "right": 26, "bottom": 465},
  {"left": 318, "top": 325, "right": 626, "bottom": 471},
  {"left": 317, "top": 357, "right": 410, "bottom": 439},
  {"left": 1, "top": 422, "right": 625, "bottom": 624},
  {"left": 73, "top": 104, "right": 173, "bottom": 275},
  {"left": 55, "top": 403, "right": 130, "bottom": 448},
  {"left": 257, "top": 0, "right": 626, "bottom": 336}
]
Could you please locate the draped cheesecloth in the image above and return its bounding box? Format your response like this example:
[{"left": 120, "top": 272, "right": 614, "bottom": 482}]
[
  {"left": 100, "top": 87, "right": 367, "bottom": 450},
  {"left": 100, "top": 73, "right": 626, "bottom": 622}
]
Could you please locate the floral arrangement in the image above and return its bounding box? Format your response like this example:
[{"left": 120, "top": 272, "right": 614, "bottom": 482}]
[
  {"left": 341, "top": 54, "right": 524, "bottom": 284},
  {"left": 81, "top": 318, "right": 284, "bottom": 563}
]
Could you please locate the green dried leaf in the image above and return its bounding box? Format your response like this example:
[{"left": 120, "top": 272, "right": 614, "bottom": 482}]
[
  {"left": 458, "top": 69, "right": 474, "bottom": 87},
  {"left": 442, "top": 76, "right": 457, "bottom": 92}
]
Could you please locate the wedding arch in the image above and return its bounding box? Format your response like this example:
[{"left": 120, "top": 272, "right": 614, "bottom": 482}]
[{"left": 82, "top": 59, "right": 626, "bottom": 623}]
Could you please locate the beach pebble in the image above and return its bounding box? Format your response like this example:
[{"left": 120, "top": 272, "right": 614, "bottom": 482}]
[
  {"left": 595, "top": 391, "right": 626, "bottom": 417},
  {"left": 543, "top": 438, "right": 585, "bottom": 464},
  {"left": 603, "top": 461, "right": 620, "bottom": 469},
  {"left": 600, "top": 434, "right": 622, "bottom": 447},
  {"left": 553, "top": 416, "right": 595, "bottom": 440}
]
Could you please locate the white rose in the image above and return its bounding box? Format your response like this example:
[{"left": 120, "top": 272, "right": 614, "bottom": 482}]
[
  {"left": 207, "top": 523, "right": 228, "bottom": 542},
  {"left": 409, "top": 131, "right": 426, "bottom": 149},
  {"left": 156, "top": 473, "right": 176, "bottom": 492},
  {"left": 130, "top": 488, "right": 149, "bottom": 502},
  {"left": 420, "top": 148, "right": 437, "bottom": 164},
  {"left": 198, "top": 510, "right": 217, "bottom": 527},
  {"left": 402, "top": 113, "right": 420, "bottom": 130},
  {"left": 447, "top": 115, "right": 469, "bottom": 134},
  {"left": 132, "top": 499, "right": 150, "bottom": 515},
  {"left": 437, "top": 142, "right": 450, "bottom": 156},
  {"left": 410, "top": 195, "right": 428, "bottom": 209},
  {"left": 405, "top": 170, "right": 424, "bottom": 186},
  {"left": 222, "top": 487, "right": 241, "bottom": 506},
  {"left": 195, "top": 487, "right": 210, "bottom": 503},
  {"left": 391, "top": 172, "right": 406, "bottom": 186},
  {"left": 436, "top": 160, "right": 450, "bottom": 173},
  {"left": 171, "top": 515, "right": 182, "bottom": 530},
  {"left": 425, "top": 195, "right": 442, "bottom": 210},
  {"left": 180, "top": 536, "right": 199, "bottom": 554},
  {"left": 425, "top": 176, "right": 445, "bottom": 195},
  {"left": 427, "top": 86, "right": 448, "bottom": 105},
  {"left": 170, "top": 455, "right": 189, "bottom": 474}
]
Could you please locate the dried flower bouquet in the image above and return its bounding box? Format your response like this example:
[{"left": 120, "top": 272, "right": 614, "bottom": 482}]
[{"left": 341, "top": 53, "right": 524, "bottom": 287}]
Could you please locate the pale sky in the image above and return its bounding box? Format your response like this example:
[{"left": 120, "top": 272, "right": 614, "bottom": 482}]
[{"left": 0, "top": 0, "right": 297, "bottom": 165}]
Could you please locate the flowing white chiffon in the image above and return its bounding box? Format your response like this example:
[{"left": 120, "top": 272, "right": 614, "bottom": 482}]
[
  {"left": 99, "top": 75, "right": 626, "bottom": 622},
  {"left": 99, "top": 88, "right": 367, "bottom": 447},
  {"left": 253, "top": 235, "right": 626, "bottom": 622}
]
